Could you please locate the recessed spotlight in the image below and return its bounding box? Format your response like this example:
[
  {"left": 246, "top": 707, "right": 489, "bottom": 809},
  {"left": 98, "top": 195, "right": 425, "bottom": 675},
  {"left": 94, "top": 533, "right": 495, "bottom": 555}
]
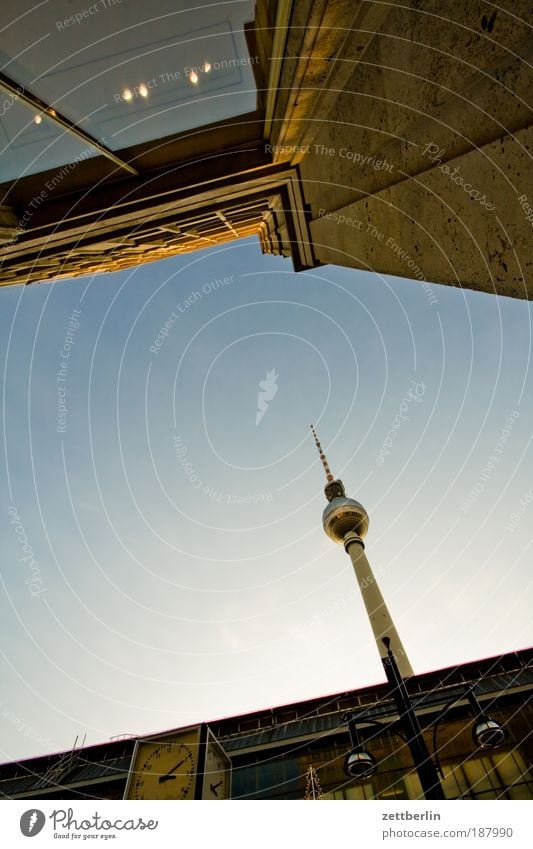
[
  {"left": 138, "top": 84, "right": 148, "bottom": 98},
  {"left": 203, "top": 62, "right": 211, "bottom": 73},
  {"left": 189, "top": 71, "right": 199, "bottom": 85},
  {"left": 34, "top": 115, "right": 42, "bottom": 125},
  {"left": 122, "top": 88, "right": 133, "bottom": 102},
  {"left": 48, "top": 108, "right": 56, "bottom": 117}
]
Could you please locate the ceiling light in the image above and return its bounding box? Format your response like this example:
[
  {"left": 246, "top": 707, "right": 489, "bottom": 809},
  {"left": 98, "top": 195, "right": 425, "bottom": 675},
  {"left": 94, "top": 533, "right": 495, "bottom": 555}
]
[
  {"left": 138, "top": 84, "right": 148, "bottom": 98},
  {"left": 189, "top": 71, "right": 199, "bottom": 85},
  {"left": 34, "top": 115, "right": 42, "bottom": 125},
  {"left": 122, "top": 88, "right": 133, "bottom": 102},
  {"left": 203, "top": 62, "right": 211, "bottom": 73}
]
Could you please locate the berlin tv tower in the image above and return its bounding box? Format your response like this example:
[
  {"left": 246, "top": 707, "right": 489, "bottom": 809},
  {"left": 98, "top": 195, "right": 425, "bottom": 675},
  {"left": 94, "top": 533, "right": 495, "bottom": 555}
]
[{"left": 311, "top": 426, "right": 413, "bottom": 679}]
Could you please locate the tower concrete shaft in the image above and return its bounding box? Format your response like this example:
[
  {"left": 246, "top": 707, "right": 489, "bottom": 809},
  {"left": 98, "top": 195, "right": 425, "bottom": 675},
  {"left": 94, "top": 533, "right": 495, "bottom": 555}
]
[{"left": 344, "top": 532, "right": 413, "bottom": 679}]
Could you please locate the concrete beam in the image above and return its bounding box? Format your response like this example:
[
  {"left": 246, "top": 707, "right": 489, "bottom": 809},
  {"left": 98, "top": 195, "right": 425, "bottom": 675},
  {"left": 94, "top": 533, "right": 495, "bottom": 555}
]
[{"left": 267, "top": 0, "right": 533, "bottom": 297}]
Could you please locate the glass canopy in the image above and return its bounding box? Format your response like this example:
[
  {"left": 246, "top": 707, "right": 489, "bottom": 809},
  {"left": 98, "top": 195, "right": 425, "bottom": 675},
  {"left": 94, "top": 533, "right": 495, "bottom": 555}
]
[
  {"left": 0, "top": 0, "right": 257, "bottom": 182},
  {"left": 0, "top": 96, "right": 100, "bottom": 183}
]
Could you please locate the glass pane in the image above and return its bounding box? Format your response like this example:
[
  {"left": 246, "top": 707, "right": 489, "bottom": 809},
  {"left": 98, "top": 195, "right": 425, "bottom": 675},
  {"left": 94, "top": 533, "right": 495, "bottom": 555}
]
[
  {"left": 441, "top": 763, "right": 469, "bottom": 798},
  {"left": 333, "top": 784, "right": 372, "bottom": 800},
  {"left": 507, "top": 783, "right": 533, "bottom": 799},
  {"left": 491, "top": 750, "right": 531, "bottom": 787},
  {"left": 0, "top": 96, "right": 98, "bottom": 183},
  {"left": 402, "top": 771, "right": 424, "bottom": 800},
  {"left": 463, "top": 757, "right": 498, "bottom": 795},
  {"left": 0, "top": 0, "right": 257, "bottom": 157},
  {"left": 345, "top": 786, "right": 362, "bottom": 799}
]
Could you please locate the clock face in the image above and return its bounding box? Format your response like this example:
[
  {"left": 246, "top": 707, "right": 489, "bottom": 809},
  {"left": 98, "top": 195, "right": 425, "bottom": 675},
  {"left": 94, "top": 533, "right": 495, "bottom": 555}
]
[
  {"left": 202, "top": 733, "right": 231, "bottom": 799},
  {"left": 125, "top": 728, "right": 200, "bottom": 800}
]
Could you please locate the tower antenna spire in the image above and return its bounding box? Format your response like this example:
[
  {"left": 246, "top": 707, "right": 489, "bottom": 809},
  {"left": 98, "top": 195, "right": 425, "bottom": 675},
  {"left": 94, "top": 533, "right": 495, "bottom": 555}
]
[{"left": 310, "top": 425, "right": 334, "bottom": 483}]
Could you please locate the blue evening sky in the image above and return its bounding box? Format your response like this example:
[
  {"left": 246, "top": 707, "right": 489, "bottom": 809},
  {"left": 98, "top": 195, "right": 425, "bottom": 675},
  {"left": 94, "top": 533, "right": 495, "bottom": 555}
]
[{"left": 1, "top": 236, "right": 532, "bottom": 760}]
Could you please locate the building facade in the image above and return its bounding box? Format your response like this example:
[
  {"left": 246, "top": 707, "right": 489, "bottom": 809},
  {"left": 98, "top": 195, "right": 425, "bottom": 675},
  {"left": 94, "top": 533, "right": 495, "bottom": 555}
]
[
  {"left": 0, "top": 0, "right": 531, "bottom": 298},
  {"left": 1, "top": 649, "right": 531, "bottom": 800}
]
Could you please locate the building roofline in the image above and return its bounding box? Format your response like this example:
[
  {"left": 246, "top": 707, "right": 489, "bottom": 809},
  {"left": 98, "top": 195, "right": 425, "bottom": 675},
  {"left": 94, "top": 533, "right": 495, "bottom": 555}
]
[{"left": 1, "top": 646, "right": 530, "bottom": 772}]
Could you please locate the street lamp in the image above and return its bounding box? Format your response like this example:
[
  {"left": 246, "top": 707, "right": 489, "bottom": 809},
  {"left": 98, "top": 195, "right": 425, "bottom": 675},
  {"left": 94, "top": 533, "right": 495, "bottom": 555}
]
[
  {"left": 431, "top": 687, "right": 507, "bottom": 779},
  {"left": 370, "top": 638, "right": 445, "bottom": 799},
  {"left": 343, "top": 654, "right": 507, "bottom": 797},
  {"left": 468, "top": 690, "right": 507, "bottom": 749},
  {"left": 344, "top": 717, "right": 378, "bottom": 780}
]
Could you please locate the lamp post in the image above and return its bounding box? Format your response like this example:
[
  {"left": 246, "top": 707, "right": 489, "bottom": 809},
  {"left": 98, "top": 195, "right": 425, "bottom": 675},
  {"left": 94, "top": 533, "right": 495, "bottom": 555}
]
[
  {"left": 344, "top": 669, "right": 507, "bottom": 798},
  {"left": 343, "top": 637, "right": 446, "bottom": 799},
  {"left": 432, "top": 687, "right": 507, "bottom": 778},
  {"left": 381, "top": 637, "right": 445, "bottom": 799}
]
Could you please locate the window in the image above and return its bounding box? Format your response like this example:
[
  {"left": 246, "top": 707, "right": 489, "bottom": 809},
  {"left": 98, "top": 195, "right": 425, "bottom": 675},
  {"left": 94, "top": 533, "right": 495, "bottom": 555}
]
[{"left": 441, "top": 750, "right": 533, "bottom": 799}]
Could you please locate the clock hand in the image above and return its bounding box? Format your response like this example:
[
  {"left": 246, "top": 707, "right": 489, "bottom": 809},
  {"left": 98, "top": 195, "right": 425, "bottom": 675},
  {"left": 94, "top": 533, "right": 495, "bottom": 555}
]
[
  {"left": 158, "top": 759, "right": 186, "bottom": 783},
  {"left": 210, "top": 779, "right": 223, "bottom": 796}
]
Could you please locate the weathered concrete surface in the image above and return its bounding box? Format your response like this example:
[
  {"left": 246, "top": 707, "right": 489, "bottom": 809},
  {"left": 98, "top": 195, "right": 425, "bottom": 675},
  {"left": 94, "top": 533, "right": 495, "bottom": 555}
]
[
  {"left": 270, "top": 0, "right": 533, "bottom": 298},
  {"left": 309, "top": 124, "right": 533, "bottom": 298}
]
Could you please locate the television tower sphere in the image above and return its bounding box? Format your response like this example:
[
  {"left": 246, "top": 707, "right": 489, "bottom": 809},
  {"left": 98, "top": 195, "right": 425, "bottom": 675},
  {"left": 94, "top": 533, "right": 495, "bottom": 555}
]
[{"left": 322, "top": 496, "right": 369, "bottom": 544}]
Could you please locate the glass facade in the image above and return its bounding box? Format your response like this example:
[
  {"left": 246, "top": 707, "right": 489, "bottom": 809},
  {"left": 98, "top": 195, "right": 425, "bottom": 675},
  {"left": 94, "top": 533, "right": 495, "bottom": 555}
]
[
  {"left": 230, "top": 737, "right": 533, "bottom": 801},
  {"left": 227, "top": 697, "right": 533, "bottom": 800}
]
